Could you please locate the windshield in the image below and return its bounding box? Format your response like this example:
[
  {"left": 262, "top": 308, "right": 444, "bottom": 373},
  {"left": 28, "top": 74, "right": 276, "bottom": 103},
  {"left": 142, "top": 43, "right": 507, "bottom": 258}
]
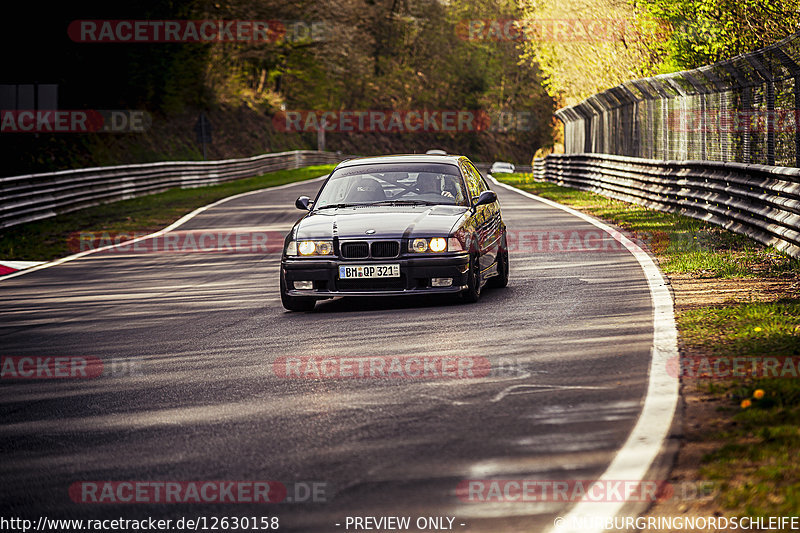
[{"left": 315, "top": 163, "right": 469, "bottom": 208}]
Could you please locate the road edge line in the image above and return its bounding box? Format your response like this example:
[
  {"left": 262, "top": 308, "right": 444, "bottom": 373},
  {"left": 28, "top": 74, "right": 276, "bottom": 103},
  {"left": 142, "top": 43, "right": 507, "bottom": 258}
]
[
  {"left": 489, "top": 176, "right": 680, "bottom": 533},
  {"left": 0, "top": 174, "right": 328, "bottom": 283}
]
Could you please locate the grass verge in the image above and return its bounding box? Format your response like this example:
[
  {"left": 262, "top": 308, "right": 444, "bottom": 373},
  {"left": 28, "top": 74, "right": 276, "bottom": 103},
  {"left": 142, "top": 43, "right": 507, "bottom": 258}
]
[
  {"left": 496, "top": 172, "right": 800, "bottom": 518},
  {"left": 683, "top": 299, "right": 800, "bottom": 518},
  {"left": 0, "top": 164, "right": 335, "bottom": 262}
]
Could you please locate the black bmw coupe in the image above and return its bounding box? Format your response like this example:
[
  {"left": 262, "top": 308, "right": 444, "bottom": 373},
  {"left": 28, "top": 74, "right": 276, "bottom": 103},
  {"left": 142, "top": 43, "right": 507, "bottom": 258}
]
[{"left": 280, "top": 154, "right": 509, "bottom": 311}]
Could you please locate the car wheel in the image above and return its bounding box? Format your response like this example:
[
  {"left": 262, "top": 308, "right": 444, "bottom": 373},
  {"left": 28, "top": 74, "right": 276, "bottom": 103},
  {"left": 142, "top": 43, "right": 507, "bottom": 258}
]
[
  {"left": 280, "top": 275, "right": 316, "bottom": 312},
  {"left": 461, "top": 254, "right": 481, "bottom": 303},
  {"left": 488, "top": 234, "right": 509, "bottom": 288}
]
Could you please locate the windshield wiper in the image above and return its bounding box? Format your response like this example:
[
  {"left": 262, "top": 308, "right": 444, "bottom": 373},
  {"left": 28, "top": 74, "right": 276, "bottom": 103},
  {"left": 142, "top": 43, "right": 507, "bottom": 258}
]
[
  {"left": 371, "top": 200, "right": 437, "bottom": 206},
  {"left": 315, "top": 203, "right": 360, "bottom": 209}
]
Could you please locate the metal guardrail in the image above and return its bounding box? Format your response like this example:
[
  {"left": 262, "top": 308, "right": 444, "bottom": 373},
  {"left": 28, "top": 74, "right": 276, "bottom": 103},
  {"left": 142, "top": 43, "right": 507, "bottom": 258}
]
[
  {"left": 556, "top": 32, "right": 800, "bottom": 168},
  {"left": 534, "top": 153, "right": 800, "bottom": 258},
  {"left": 0, "top": 152, "right": 533, "bottom": 230},
  {"left": 0, "top": 150, "right": 348, "bottom": 229}
]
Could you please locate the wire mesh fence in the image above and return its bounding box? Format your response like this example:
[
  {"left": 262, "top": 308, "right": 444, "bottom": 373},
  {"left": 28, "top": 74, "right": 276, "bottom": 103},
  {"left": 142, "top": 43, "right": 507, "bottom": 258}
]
[{"left": 556, "top": 32, "right": 800, "bottom": 168}]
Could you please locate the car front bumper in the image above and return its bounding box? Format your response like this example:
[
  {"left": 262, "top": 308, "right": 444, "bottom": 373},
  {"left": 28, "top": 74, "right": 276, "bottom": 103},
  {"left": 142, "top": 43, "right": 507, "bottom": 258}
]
[{"left": 282, "top": 254, "right": 470, "bottom": 298}]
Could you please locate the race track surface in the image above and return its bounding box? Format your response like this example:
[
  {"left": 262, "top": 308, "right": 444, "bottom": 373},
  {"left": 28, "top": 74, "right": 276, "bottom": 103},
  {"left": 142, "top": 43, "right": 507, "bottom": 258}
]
[{"left": 0, "top": 176, "right": 656, "bottom": 532}]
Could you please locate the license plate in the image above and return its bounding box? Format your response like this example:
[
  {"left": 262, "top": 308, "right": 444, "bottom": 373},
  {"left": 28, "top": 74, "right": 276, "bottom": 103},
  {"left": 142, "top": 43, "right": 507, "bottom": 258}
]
[{"left": 339, "top": 264, "right": 400, "bottom": 279}]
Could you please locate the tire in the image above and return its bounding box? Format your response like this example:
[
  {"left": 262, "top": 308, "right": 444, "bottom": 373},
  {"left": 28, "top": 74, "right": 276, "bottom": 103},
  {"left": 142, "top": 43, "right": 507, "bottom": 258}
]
[
  {"left": 280, "top": 276, "right": 316, "bottom": 312},
  {"left": 488, "top": 234, "right": 509, "bottom": 289},
  {"left": 461, "top": 254, "right": 481, "bottom": 303}
]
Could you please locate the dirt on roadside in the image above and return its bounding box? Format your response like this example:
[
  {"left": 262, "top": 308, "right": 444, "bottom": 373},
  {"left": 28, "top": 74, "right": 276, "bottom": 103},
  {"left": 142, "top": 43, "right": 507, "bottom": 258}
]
[{"left": 669, "top": 273, "right": 800, "bottom": 312}]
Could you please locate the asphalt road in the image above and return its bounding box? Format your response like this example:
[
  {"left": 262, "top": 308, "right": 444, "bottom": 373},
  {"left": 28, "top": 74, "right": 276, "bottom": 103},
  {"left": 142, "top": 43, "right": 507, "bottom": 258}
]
[{"left": 0, "top": 175, "right": 655, "bottom": 532}]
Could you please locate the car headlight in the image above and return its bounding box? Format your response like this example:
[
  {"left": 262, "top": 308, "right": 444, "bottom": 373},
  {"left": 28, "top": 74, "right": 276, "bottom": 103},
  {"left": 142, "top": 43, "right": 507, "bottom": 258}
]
[
  {"left": 429, "top": 237, "right": 447, "bottom": 252},
  {"left": 411, "top": 238, "right": 429, "bottom": 253},
  {"left": 409, "top": 237, "right": 463, "bottom": 253},
  {"left": 285, "top": 240, "right": 333, "bottom": 256}
]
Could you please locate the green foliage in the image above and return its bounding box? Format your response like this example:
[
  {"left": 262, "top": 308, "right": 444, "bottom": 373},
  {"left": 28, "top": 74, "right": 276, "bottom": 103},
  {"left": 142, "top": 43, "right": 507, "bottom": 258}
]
[
  {"left": 634, "top": 0, "right": 800, "bottom": 70},
  {"left": 517, "top": 0, "right": 800, "bottom": 102},
  {"left": 3, "top": 0, "right": 555, "bottom": 174},
  {"left": 680, "top": 300, "right": 800, "bottom": 357},
  {"left": 518, "top": 0, "right": 668, "bottom": 103},
  {"left": 687, "top": 299, "right": 800, "bottom": 517}
]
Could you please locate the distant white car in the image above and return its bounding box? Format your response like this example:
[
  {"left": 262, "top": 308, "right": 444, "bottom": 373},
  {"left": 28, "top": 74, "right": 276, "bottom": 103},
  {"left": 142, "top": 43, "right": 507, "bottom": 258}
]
[
  {"left": 425, "top": 149, "right": 447, "bottom": 155},
  {"left": 489, "top": 162, "right": 515, "bottom": 174}
]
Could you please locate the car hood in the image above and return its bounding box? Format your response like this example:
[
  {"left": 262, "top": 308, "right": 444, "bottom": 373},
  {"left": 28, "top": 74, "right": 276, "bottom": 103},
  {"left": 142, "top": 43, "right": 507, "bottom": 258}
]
[{"left": 294, "top": 205, "right": 469, "bottom": 240}]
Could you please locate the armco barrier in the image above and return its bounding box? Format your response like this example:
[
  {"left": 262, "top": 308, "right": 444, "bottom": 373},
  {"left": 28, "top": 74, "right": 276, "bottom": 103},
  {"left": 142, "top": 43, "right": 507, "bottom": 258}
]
[
  {"left": 0, "top": 150, "right": 348, "bottom": 229},
  {"left": 1, "top": 152, "right": 533, "bottom": 230},
  {"left": 534, "top": 153, "right": 800, "bottom": 258}
]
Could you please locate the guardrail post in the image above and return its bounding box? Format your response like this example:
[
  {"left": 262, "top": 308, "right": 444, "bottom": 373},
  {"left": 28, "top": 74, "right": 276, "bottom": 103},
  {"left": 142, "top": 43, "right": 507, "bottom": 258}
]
[
  {"left": 742, "top": 86, "right": 752, "bottom": 164},
  {"left": 766, "top": 79, "right": 776, "bottom": 166},
  {"left": 584, "top": 114, "right": 592, "bottom": 153}
]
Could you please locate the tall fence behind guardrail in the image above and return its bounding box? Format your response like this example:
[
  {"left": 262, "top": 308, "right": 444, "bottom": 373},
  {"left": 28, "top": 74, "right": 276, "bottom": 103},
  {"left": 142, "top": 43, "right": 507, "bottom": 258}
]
[
  {"left": 557, "top": 32, "right": 800, "bottom": 168},
  {"left": 0, "top": 150, "right": 348, "bottom": 229}
]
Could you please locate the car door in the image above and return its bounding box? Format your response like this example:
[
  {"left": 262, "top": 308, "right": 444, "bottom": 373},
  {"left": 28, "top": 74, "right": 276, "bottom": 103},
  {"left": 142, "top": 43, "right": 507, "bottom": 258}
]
[
  {"left": 470, "top": 162, "right": 503, "bottom": 272},
  {"left": 461, "top": 160, "right": 502, "bottom": 273}
]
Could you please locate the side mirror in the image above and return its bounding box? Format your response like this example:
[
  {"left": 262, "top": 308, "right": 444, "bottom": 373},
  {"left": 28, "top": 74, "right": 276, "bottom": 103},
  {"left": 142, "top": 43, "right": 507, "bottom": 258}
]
[
  {"left": 473, "top": 190, "right": 497, "bottom": 207},
  {"left": 295, "top": 196, "right": 312, "bottom": 210}
]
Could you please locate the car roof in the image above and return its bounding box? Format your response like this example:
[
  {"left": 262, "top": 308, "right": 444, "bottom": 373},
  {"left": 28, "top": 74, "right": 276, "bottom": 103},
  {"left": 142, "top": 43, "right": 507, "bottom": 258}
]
[{"left": 336, "top": 154, "right": 466, "bottom": 168}]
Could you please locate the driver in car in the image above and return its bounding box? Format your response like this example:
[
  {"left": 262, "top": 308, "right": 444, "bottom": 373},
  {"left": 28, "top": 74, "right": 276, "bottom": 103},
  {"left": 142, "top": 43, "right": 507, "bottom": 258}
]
[{"left": 416, "top": 173, "right": 454, "bottom": 198}]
